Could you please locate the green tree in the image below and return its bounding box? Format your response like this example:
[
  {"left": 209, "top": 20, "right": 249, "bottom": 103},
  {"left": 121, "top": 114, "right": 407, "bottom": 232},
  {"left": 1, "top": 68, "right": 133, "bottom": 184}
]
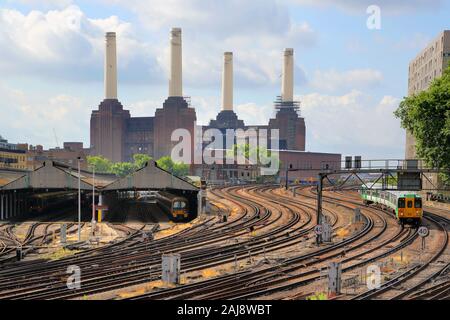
[
  {"left": 228, "top": 143, "right": 280, "bottom": 176},
  {"left": 133, "top": 154, "right": 152, "bottom": 169},
  {"left": 110, "top": 162, "right": 135, "bottom": 177},
  {"left": 87, "top": 155, "right": 112, "bottom": 173},
  {"left": 394, "top": 64, "right": 450, "bottom": 184},
  {"left": 156, "top": 156, "right": 190, "bottom": 177}
]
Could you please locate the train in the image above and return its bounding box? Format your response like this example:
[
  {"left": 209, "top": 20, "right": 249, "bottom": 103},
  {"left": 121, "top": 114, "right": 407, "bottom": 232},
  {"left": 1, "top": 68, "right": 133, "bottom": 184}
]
[
  {"left": 29, "top": 191, "right": 78, "bottom": 215},
  {"left": 359, "top": 185, "right": 422, "bottom": 226},
  {"left": 155, "top": 191, "right": 189, "bottom": 221}
]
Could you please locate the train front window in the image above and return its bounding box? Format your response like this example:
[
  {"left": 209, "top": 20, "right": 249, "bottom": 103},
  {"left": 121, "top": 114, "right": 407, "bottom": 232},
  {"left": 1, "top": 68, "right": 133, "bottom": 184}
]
[
  {"left": 173, "top": 201, "right": 186, "bottom": 209},
  {"left": 414, "top": 198, "right": 422, "bottom": 208},
  {"left": 398, "top": 198, "right": 405, "bottom": 208},
  {"left": 407, "top": 200, "right": 413, "bottom": 208}
]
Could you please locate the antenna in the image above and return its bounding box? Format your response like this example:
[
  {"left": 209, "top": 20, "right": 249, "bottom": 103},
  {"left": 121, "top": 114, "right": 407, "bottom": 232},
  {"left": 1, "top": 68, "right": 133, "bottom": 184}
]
[{"left": 53, "top": 128, "right": 60, "bottom": 149}]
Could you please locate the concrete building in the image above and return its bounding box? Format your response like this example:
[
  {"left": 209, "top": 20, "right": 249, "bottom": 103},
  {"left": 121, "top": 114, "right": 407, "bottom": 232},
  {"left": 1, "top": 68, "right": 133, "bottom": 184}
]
[
  {"left": 405, "top": 30, "right": 449, "bottom": 191},
  {"left": 25, "top": 142, "right": 89, "bottom": 170},
  {"left": 278, "top": 150, "right": 341, "bottom": 181},
  {"left": 405, "top": 30, "right": 450, "bottom": 159},
  {"left": 0, "top": 136, "right": 27, "bottom": 170}
]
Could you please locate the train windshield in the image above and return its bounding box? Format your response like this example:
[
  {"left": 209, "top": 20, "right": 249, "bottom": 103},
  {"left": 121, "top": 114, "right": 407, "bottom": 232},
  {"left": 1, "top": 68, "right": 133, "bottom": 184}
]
[
  {"left": 414, "top": 198, "right": 422, "bottom": 208},
  {"left": 398, "top": 198, "right": 405, "bottom": 208},
  {"left": 407, "top": 200, "right": 413, "bottom": 208},
  {"left": 173, "top": 201, "right": 186, "bottom": 209}
]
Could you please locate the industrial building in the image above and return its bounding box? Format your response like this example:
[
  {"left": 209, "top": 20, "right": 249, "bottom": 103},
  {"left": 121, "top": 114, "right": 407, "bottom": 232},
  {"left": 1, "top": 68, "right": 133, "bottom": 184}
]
[{"left": 89, "top": 28, "right": 341, "bottom": 181}]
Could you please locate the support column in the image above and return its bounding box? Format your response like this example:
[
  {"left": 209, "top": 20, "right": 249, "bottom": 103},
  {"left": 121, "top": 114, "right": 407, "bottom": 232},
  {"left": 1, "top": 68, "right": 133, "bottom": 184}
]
[
  {"left": 5, "top": 193, "right": 9, "bottom": 220},
  {"left": 0, "top": 195, "right": 4, "bottom": 220},
  {"left": 13, "top": 192, "right": 17, "bottom": 217}
]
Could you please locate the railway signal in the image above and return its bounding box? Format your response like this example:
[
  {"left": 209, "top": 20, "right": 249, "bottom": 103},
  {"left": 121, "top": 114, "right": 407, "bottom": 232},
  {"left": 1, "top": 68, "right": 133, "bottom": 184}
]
[
  {"left": 314, "top": 224, "right": 323, "bottom": 245},
  {"left": 314, "top": 225, "right": 323, "bottom": 235},
  {"left": 418, "top": 226, "right": 429, "bottom": 238},
  {"left": 418, "top": 226, "right": 429, "bottom": 253}
]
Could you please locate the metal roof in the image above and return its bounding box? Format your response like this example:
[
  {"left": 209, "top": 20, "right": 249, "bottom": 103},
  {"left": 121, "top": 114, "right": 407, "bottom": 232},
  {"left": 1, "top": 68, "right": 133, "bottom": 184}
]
[
  {"left": 103, "top": 160, "right": 198, "bottom": 191},
  {"left": 0, "top": 160, "right": 198, "bottom": 192}
]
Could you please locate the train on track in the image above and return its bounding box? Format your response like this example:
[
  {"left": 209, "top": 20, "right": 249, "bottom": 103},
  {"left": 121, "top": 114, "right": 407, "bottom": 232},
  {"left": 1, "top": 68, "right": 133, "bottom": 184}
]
[
  {"left": 360, "top": 185, "right": 422, "bottom": 226},
  {"left": 155, "top": 191, "right": 189, "bottom": 221},
  {"left": 28, "top": 191, "right": 78, "bottom": 215}
]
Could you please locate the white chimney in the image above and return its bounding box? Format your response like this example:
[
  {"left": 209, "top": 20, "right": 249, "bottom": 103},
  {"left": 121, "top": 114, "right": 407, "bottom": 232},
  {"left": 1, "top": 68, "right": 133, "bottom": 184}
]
[
  {"left": 169, "top": 28, "right": 183, "bottom": 97},
  {"left": 222, "top": 52, "right": 233, "bottom": 111},
  {"left": 281, "top": 48, "right": 294, "bottom": 102},
  {"left": 104, "top": 32, "right": 117, "bottom": 99}
]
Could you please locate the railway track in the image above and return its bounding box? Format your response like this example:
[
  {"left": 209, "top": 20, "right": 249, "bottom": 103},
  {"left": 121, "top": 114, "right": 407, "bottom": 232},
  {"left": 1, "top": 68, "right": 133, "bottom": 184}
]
[
  {"left": 130, "top": 186, "right": 410, "bottom": 300},
  {"left": 0, "top": 184, "right": 447, "bottom": 300},
  {"left": 0, "top": 185, "right": 289, "bottom": 299}
]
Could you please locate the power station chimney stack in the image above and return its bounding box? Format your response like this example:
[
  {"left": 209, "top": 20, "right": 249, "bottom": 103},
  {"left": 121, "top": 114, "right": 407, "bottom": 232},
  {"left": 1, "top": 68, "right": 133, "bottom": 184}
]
[
  {"left": 169, "top": 28, "right": 183, "bottom": 97},
  {"left": 281, "top": 48, "right": 294, "bottom": 102},
  {"left": 104, "top": 32, "right": 117, "bottom": 99},
  {"left": 222, "top": 52, "right": 233, "bottom": 111}
]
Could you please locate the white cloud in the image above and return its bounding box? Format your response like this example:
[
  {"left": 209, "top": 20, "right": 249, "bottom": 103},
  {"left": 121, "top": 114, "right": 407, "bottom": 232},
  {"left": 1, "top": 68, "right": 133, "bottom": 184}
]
[
  {"left": 0, "top": 6, "right": 163, "bottom": 83},
  {"left": 0, "top": 81, "right": 90, "bottom": 148},
  {"left": 309, "top": 68, "right": 383, "bottom": 93},
  {"left": 235, "top": 103, "right": 273, "bottom": 126},
  {"left": 102, "top": 0, "right": 316, "bottom": 88},
  {"left": 288, "top": 0, "right": 443, "bottom": 14},
  {"left": 0, "top": 3, "right": 315, "bottom": 89},
  {"left": 6, "top": 0, "right": 73, "bottom": 9},
  {"left": 298, "top": 90, "right": 404, "bottom": 158}
]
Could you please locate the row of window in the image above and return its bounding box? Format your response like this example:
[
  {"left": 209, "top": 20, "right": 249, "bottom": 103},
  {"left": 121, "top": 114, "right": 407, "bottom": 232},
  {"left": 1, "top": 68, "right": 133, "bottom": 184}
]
[{"left": 398, "top": 198, "right": 422, "bottom": 209}]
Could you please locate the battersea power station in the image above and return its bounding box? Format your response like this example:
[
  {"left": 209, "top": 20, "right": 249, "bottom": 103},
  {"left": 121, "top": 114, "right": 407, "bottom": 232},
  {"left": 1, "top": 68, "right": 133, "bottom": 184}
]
[{"left": 90, "top": 28, "right": 340, "bottom": 181}]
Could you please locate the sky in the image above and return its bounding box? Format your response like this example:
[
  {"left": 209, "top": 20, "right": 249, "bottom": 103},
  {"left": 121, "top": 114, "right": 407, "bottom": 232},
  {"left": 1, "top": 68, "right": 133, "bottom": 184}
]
[{"left": 0, "top": 0, "right": 448, "bottom": 160}]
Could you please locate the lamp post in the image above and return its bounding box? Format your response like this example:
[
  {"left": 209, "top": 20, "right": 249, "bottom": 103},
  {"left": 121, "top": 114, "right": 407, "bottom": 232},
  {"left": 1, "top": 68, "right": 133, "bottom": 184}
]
[
  {"left": 92, "top": 165, "right": 96, "bottom": 224},
  {"left": 77, "top": 157, "right": 83, "bottom": 241}
]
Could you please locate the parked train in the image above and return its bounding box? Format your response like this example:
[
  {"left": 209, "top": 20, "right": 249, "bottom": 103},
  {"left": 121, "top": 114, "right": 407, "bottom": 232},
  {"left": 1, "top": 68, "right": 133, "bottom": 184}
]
[
  {"left": 155, "top": 191, "right": 189, "bottom": 221},
  {"left": 360, "top": 185, "right": 422, "bottom": 226},
  {"left": 29, "top": 191, "right": 78, "bottom": 215}
]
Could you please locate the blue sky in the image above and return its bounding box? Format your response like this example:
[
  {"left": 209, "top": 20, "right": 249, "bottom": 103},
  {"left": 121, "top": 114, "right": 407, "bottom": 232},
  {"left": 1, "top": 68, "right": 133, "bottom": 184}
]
[{"left": 0, "top": 0, "right": 448, "bottom": 160}]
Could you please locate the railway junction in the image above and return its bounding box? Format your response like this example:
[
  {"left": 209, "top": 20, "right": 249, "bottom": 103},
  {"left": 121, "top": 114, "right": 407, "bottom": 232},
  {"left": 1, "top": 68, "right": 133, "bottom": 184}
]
[{"left": 0, "top": 159, "right": 448, "bottom": 300}]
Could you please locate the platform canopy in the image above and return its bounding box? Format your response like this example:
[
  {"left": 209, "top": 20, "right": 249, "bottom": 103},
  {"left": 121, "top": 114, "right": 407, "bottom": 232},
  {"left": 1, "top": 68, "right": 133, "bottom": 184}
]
[
  {"left": 102, "top": 160, "right": 198, "bottom": 191},
  {"left": 0, "top": 161, "right": 117, "bottom": 191},
  {"left": 0, "top": 160, "right": 198, "bottom": 192}
]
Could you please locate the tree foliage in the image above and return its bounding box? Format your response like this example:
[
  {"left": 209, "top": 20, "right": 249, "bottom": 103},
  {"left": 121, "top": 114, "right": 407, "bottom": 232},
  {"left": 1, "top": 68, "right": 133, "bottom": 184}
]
[
  {"left": 87, "top": 154, "right": 189, "bottom": 178},
  {"left": 394, "top": 64, "right": 450, "bottom": 183},
  {"left": 110, "top": 162, "right": 135, "bottom": 177},
  {"left": 227, "top": 143, "right": 280, "bottom": 175},
  {"left": 156, "top": 156, "right": 190, "bottom": 177},
  {"left": 86, "top": 155, "right": 112, "bottom": 173},
  {"left": 133, "top": 154, "right": 152, "bottom": 169}
]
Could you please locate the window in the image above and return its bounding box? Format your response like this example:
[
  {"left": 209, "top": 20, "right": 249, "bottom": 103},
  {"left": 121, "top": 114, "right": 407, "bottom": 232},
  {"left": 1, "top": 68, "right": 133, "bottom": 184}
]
[
  {"left": 398, "top": 198, "right": 405, "bottom": 208},
  {"left": 414, "top": 198, "right": 422, "bottom": 208},
  {"left": 173, "top": 201, "right": 186, "bottom": 209},
  {"left": 407, "top": 200, "right": 413, "bottom": 208}
]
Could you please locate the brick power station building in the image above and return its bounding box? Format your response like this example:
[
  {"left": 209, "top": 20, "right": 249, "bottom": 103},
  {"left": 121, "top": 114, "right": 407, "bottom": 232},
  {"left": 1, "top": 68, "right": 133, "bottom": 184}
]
[{"left": 90, "top": 29, "right": 340, "bottom": 181}]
